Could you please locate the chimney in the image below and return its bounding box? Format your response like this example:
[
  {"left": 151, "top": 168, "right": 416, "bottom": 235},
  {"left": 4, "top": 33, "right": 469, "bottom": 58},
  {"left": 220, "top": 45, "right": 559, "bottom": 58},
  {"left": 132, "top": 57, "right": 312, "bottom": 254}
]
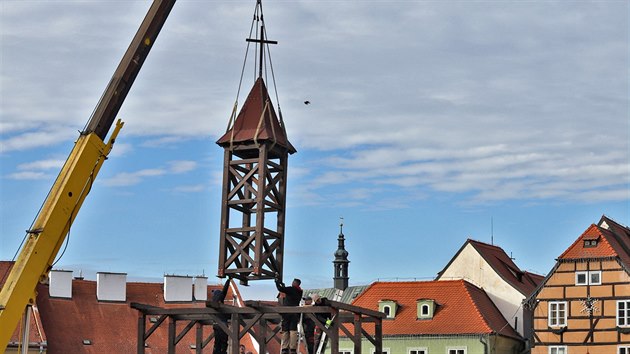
[
  {"left": 49, "top": 269, "right": 73, "bottom": 298},
  {"left": 193, "top": 276, "right": 208, "bottom": 301},
  {"left": 96, "top": 272, "right": 127, "bottom": 302},
  {"left": 164, "top": 275, "right": 193, "bottom": 302}
]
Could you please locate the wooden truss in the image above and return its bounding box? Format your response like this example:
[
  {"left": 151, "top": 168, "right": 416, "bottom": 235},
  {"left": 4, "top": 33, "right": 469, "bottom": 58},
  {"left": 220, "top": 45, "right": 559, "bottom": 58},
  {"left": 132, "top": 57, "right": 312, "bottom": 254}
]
[
  {"left": 131, "top": 299, "right": 384, "bottom": 354},
  {"left": 218, "top": 142, "right": 289, "bottom": 283}
]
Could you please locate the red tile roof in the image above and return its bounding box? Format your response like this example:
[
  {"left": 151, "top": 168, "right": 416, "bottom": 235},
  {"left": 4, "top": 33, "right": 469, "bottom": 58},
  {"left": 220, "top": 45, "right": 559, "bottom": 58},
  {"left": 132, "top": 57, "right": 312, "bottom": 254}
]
[
  {"left": 217, "top": 77, "right": 295, "bottom": 153},
  {"left": 0, "top": 261, "right": 47, "bottom": 349},
  {"left": 558, "top": 216, "right": 630, "bottom": 266},
  {"left": 35, "top": 279, "right": 234, "bottom": 354},
  {"left": 351, "top": 280, "right": 521, "bottom": 340},
  {"left": 438, "top": 239, "right": 543, "bottom": 296}
]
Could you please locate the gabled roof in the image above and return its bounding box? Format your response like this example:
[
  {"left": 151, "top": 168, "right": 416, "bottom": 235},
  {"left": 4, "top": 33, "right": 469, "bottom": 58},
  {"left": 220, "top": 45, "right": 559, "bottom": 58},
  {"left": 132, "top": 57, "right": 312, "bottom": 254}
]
[
  {"left": 437, "top": 239, "right": 543, "bottom": 296},
  {"left": 525, "top": 215, "right": 630, "bottom": 307},
  {"left": 0, "top": 261, "right": 47, "bottom": 349},
  {"left": 216, "top": 77, "right": 295, "bottom": 153},
  {"left": 351, "top": 280, "right": 521, "bottom": 340},
  {"left": 558, "top": 215, "right": 630, "bottom": 267}
]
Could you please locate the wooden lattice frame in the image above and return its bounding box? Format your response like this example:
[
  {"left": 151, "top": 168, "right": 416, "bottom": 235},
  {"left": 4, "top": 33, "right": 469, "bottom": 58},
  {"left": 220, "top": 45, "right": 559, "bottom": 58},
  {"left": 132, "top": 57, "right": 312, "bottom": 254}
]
[{"left": 218, "top": 142, "right": 288, "bottom": 283}]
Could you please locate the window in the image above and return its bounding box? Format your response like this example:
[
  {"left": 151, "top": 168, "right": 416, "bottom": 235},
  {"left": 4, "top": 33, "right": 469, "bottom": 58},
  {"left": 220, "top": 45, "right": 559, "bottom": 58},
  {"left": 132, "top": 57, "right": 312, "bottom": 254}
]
[
  {"left": 383, "top": 305, "right": 391, "bottom": 318},
  {"left": 549, "top": 346, "right": 567, "bottom": 354},
  {"left": 448, "top": 348, "right": 466, "bottom": 354},
  {"left": 549, "top": 302, "right": 567, "bottom": 327},
  {"left": 618, "top": 300, "right": 630, "bottom": 327},
  {"left": 372, "top": 349, "right": 390, "bottom": 354},
  {"left": 583, "top": 239, "right": 598, "bottom": 247},
  {"left": 620, "top": 346, "right": 630, "bottom": 354},
  {"left": 339, "top": 351, "right": 352, "bottom": 354},
  {"left": 575, "top": 271, "right": 601, "bottom": 285},
  {"left": 421, "top": 304, "right": 429, "bottom": 316},
  {"left": 409, "top": 348, "right": 427, "bottom": 354}
]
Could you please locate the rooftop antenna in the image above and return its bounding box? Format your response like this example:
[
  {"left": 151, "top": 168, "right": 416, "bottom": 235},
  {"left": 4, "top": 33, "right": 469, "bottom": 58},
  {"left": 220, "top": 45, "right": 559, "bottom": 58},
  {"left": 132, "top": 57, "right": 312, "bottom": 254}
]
[{"left": 491, "top": 216, "right": 494, "bottom": 245}]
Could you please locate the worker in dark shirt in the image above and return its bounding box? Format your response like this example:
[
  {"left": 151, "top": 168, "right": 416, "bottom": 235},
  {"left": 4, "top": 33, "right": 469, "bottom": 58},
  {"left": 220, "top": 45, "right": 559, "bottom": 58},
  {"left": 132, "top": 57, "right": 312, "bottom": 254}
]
[
  {"left": 302, "top": 294, "right": 331, "bottom": 354},
  {"left": 275, "top": 274, "right": 303, "bottom": 354},
  {"left": 211, "top": 278, "right": 231, "bottom": 354}
]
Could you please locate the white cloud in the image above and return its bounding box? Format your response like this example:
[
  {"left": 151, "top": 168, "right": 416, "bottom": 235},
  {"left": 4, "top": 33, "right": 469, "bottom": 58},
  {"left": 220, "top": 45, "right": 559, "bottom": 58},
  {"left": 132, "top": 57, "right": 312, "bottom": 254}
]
[
  {"left": 7, "top": 171, "right": 51, "bottom": 180},
  {"left": 168, "top": 160, "right": 197, "bottom": 174},
  {"left": 17, "top": 159, "right": 64, "bottom": 171},
  {"left": 102, "top": 169, "right": 166, "bottom": 187},
  {"left": 1, "top": 1, "right": 627, "bottom": 205},
  {"left": 172, "top": 184, "right": 205, "bottom": 193}
]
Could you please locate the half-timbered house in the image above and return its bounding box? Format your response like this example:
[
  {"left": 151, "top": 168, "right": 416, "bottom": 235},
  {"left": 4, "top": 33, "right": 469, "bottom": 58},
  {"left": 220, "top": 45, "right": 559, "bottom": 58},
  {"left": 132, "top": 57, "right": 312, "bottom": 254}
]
[{"left": 526, "top": 215, "right": 630, "bottom": 354}]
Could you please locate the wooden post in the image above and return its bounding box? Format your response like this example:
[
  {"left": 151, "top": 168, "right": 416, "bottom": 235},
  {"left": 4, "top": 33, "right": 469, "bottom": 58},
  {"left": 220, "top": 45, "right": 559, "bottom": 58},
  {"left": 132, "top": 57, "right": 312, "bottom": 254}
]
[
  {"left": 353, "top": 314, "right": 362, "bottom": 354},
  {"left": 137, "top": 313, "right": 146, "bottom": 354},
  {"left": 375, "top": 318, "right": 383, "bottom": 354},
  {"left": 168, "top": 317, "right": 176, "bottom": 354},
  {"left": 195, "top": 322, "right": 203, "bottom": 354}
]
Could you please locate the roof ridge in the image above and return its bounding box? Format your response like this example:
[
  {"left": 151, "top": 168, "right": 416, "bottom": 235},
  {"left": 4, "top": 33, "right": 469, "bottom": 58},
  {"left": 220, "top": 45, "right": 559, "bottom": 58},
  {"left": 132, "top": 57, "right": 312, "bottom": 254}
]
[
  {"left": 468, "top": 238, "right": 504, "bottom": 250},
  {"left": 558, "top": 224, "right": 600, "bottom": 259}
]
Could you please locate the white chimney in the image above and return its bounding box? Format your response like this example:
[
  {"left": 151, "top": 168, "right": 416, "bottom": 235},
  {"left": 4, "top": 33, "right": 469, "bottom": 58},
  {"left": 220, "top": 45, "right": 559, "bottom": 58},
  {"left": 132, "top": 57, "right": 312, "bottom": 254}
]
[
  {"left": 193, "top": 276, "right": 208, "bottom": 301},
  {"left": 164, "top": 275, "right": 193, "bottom": 302},
  {"left": 49, "top": 269, "right": 73, "bottom": 298},
  {"left": 97, "top": 272, "right": 127, "bottom": 302}
]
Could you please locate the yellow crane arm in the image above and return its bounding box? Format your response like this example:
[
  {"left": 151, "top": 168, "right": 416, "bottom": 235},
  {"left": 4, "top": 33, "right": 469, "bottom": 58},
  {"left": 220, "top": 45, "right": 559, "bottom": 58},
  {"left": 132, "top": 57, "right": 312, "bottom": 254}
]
[
  {"left": 0, "top": 0, "right": 175, "bottom": 350},
  {"left": 0, "top": 121, "right": 122, "bottom": 348}
]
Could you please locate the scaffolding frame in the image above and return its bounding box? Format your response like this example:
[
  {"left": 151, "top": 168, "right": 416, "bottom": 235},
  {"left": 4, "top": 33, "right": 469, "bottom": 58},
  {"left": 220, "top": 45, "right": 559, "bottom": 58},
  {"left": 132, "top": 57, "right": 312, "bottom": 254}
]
[{"left": 131, "top": 300, "right": 384, "bottom": 354}]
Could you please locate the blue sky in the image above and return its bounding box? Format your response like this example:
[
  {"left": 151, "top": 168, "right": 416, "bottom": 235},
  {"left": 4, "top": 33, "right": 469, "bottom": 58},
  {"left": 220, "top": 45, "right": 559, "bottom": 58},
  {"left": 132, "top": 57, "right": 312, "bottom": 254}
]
[{"left": 1, "top": 1, "right": 628, "bottom": 299}]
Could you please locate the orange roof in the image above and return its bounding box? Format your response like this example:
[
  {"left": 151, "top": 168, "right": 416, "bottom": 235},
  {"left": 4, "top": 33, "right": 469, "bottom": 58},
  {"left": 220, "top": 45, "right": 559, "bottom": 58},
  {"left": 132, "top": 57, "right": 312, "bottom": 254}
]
[
  {"left": 217, "top": 77, "right": 295, "bottom": 153},
  {"left": 35, "top": 279, "right": 235, "bottom": 353},
  {"left": 557, "top": 216, "right": 630, "bottom": 267},
  {"left": 351, "top": 280, "right": 520, "bottom": 339},
  {"left": 558, "top": 224, "right": 618, "bottom": 260}
]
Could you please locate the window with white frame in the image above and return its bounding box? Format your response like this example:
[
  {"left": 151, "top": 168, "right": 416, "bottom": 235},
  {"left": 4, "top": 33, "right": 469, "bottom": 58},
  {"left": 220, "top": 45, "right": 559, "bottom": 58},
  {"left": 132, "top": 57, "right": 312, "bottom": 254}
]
[
  {"left": 408, "top": 348, "right": 427, "bottom": 354},
  {"left": 383, "top": 305, "right": 391, "bottom": 318},
  {"left": 549, "top": 346, "right": 567, "bottom": 354},
  {"left": 618, "top": 300, "right": 630, "bottom": 327},
  {"left": 339, "top": 351, "right": 352, "bottom": 354},
  {"left": 575, "top": 271, "right": 601, "bottom": 285},
  {"left": 619, "top": 346, "right": 630, "bottom": 354},
  {"left": 549, "top": 301, "right": 567, "bottom": 327},
  {"left": 447, "top": 348, "right": 466, "bottom": 354},
  {"left": 421, "top": 304, "right": 430, "bottom": 316}
]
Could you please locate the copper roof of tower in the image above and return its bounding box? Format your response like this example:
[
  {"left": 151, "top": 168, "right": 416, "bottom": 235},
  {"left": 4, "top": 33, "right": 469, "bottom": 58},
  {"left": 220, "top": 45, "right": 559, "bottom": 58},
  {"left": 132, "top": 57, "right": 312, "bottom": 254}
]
[{"left": 217, "top": 77, "right": 296, "bottom": 153}]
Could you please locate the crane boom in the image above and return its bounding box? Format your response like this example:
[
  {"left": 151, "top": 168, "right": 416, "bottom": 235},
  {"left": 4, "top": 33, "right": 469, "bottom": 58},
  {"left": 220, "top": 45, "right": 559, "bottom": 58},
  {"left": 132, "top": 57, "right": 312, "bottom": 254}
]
[{"left": 0, "top": 1, "right": 176, "bottom": 350}]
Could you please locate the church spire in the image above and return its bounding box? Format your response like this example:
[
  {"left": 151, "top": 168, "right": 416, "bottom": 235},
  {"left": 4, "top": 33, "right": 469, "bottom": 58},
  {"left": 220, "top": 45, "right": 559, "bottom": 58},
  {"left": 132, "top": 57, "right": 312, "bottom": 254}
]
[{"left": 333, "top": 218, "right": 350, "bottom": 290}]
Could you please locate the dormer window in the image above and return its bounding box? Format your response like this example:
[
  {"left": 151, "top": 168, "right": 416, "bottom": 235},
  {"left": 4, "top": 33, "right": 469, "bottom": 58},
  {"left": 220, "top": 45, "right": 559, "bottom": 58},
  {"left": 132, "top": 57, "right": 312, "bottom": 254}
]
[
  {"left": 583, "top": 239, "right": 598, "bottom": 248},
  {"left": 417, "top": 299, "right": 436, "bottom": 319},
  {"left": 378, "top": 300, "right": 397, "bottom": 319}
]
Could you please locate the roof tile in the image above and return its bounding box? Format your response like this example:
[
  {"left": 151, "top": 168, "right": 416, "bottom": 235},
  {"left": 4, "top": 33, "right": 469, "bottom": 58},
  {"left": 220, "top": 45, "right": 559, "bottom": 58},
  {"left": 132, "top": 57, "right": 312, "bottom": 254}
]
[{"left": 351, "top": 280, "right": 520, "bottom": 339}]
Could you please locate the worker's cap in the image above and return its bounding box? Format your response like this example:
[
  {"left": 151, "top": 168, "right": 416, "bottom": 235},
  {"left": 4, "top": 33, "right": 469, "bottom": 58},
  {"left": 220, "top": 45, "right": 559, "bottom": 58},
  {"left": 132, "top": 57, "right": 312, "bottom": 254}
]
[{"left": 211, "top": 290, "right": 223, "bottom": 302}]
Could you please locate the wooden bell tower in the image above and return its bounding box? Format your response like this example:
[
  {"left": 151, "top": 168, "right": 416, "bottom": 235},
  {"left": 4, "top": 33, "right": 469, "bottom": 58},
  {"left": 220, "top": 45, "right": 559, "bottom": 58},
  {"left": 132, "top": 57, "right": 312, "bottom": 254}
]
[{"left": 216, "top": 1, "right": 295, "bottom": 283}]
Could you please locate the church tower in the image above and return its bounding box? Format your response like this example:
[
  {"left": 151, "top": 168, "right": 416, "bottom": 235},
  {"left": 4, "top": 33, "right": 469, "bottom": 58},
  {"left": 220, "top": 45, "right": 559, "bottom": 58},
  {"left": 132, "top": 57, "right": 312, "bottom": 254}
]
[
  {"left": 333, "top": 220, "right": 350, "bottom": 291},
  {"left": 216, "top": 0, "right": 295, "bottom": 284}
]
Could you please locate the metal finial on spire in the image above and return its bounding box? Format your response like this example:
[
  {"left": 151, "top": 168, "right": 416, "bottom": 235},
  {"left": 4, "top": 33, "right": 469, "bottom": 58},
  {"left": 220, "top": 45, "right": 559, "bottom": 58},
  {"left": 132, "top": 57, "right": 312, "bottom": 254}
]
[
  {"left": 246, "top": 0, "right": 277, "bottom": 79},
  {"left": 339, "top": 216, "right": 344, "bottom": 234}
]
